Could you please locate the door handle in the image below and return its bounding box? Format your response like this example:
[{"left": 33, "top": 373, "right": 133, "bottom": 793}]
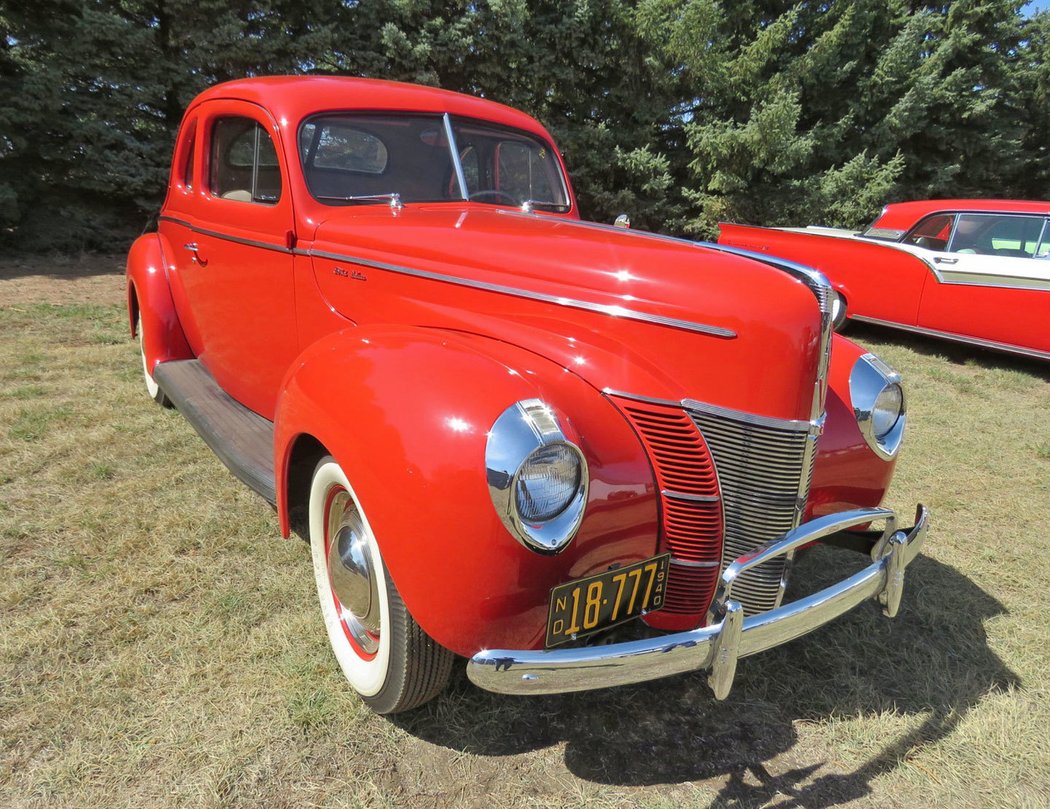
[
  {"left": 183, "top": 242, "right": 208, "bottom": 266},
  {"left": 933, "top": 257, "right": 958, "bottom": 265}
]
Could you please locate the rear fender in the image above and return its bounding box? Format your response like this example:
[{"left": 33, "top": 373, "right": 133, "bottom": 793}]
[
  {"left": 273, "top": 325, "right": 659, "bottom": 656},
  {"left": 126, "top": 233, "right": 193, "bottom": 371}
]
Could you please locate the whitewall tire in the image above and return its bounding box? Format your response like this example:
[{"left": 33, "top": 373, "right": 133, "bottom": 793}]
[
  {"left": 137, "top": 314, "right": 171, "bottom": 407},
  {"left": 308, "top": 456, "right": 453, "bottom": 713}
]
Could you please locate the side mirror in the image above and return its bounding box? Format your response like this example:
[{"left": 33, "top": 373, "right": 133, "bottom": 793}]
[{"left": 613, "top": 214, "right": 631, "bottom": 229}]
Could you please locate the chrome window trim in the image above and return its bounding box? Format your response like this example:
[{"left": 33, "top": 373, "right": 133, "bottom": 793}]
[
  {"left": 442, "top": 112, "right": 469, "bottom": 201},
  {"left": 485, "top": 399, "right": 589, "bottom": 555}
]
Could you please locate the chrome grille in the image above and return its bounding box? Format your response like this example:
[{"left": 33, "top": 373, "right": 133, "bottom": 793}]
[{"left": 689, "top": 406, "right": 814, "bottom": 615}]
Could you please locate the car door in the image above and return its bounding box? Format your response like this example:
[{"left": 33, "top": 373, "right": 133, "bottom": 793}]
[
  {"left": 178, "top": 100, "right": 299, "bottom": 420},
  {"left": 915, "top": 212, "right": 1050, "bottom": 353}
]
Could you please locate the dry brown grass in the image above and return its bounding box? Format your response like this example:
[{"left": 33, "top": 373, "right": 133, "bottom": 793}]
[{"left": 1, "top": 259, "right": 1048, "bottom": 808}]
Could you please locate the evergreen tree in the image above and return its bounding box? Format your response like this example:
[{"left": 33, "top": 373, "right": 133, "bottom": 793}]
[{"left": 1, "top": 1, "right": 342, "bottom": 250}]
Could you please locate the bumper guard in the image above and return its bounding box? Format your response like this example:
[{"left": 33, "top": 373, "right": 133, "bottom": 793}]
[{"left": 467, "top": 505, "right": 928, "bottom": 699}]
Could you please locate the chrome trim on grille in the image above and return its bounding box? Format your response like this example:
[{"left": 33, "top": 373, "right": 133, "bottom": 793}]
[
  {"left": 662, "top": 490, "right": 720, "bottom": 503},
  {"left": 606, "top": 389, "right": 820, "bottom": 434}
]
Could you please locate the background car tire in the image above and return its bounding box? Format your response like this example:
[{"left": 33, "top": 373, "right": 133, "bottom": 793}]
[
  {"left": 308, "top": 456, "right": 454, "bottom": 714},
  {"left": 137, "top": 314, "right": 172, "bottom": 407}
]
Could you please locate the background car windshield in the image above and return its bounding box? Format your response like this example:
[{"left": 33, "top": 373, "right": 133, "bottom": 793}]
[{"left": 450, "top": 118, "right": 569, "bottom": 211}]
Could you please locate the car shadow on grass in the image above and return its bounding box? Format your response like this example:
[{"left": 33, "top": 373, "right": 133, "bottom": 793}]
[{"left": 395, "top": 546, "right": 1018, "bottom": 804}]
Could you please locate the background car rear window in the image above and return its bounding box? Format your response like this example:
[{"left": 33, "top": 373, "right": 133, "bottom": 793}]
[{"left": 210, "top": 117, "right": 281, "bottom": 205}]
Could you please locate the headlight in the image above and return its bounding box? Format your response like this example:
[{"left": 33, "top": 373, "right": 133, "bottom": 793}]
[
  {"left": 871, "top": 383, "right": 903, "bottom": 438},
  {"left": 850, "top": 353, "right": 906, "bottom": 460},
  {"left": 486, "top": 399, "right": 589, "bottom": 554}
]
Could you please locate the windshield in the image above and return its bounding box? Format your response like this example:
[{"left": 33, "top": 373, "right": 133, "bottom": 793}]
[{"left": 299, "top": 112, "right": 570, "bottom": 211}]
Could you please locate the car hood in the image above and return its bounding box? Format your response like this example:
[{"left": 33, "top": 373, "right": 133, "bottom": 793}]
[{"left": 309, "top": 205, "right": 827, "bottom": 421}]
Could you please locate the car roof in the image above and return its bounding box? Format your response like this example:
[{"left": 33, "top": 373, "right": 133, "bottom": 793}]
[
  {"left": 873, "top": 199, "right": 1050, "bottom": 231},
  {"left": 188, "top": 76, "right": 552, "bottom": 139}
]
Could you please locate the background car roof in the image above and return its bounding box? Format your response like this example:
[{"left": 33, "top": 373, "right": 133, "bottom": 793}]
[
  {"left": 873, "top": 198, "right": 1050, "bottom": 230},
  {"left": 189, "top": 76, "right": 554, "bottom": 140}
]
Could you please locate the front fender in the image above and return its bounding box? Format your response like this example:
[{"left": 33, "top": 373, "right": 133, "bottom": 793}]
[
  {"left": 126, "top": 233, "right": 192, "bottom": 371},
  {"left": 273, "top": 325, "right": 659, "bottom": 657}
]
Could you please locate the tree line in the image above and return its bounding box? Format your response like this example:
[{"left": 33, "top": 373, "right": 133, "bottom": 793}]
[{"left": 1, "top": 0, "right": 1047, "bottom": 252}]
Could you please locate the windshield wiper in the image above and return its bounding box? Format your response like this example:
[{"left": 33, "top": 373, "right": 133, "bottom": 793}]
[{"left": 316, "top": 193, "right": 403, "bottom": 210}]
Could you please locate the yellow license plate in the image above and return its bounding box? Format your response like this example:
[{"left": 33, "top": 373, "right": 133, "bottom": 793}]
[{"left": 545, "top": 554, "right": 670, "bottom": 647}]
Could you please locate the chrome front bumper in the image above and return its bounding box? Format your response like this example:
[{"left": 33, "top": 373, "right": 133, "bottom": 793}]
[{"left": 467, "top": 505, "right": 928, "bottom": 699}]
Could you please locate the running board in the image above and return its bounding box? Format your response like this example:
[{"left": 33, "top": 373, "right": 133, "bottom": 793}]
[{"left": 153, "top": 360, "right": 276, "bottom": 503}]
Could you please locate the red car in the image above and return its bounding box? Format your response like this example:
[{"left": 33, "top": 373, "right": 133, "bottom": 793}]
[
  {"left": 719, "top": 200, "right": 1050, "bottom": 362},
  {"left": 126, "top": 77, "right": 927, "bottom": 713}
]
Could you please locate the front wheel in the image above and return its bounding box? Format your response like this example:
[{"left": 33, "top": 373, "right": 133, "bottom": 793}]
[{"left": 308, "top": 456, "right": 454, "bottom": 713}]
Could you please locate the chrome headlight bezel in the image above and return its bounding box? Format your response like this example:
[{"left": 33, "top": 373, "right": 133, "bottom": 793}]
[
  {"left": 850, "top": 353, "right": 906, "bottom": 461},
  {"left": 485, "top": 399, "right": 589, "bottom": 555}
]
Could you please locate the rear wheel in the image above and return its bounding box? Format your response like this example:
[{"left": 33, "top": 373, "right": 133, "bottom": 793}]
[
  {"left": 308, "top": 456, "right": 454, "bottom": 713},
  {"left": 137, "top": 314, "right": 171, "bottom": 407}
]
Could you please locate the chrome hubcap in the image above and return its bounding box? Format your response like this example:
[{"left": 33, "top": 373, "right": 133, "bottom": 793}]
[{"left": 326, "top": 490, "right": 380, "bottom": 655}]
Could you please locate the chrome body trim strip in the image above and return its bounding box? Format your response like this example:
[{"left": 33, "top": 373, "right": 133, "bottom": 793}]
[
  {"left": 306, "top": 248, "right": 736, "bottom": 338},
  {"left": 850, "top": 315, "right": 1050, "bottom": 362},
  {"left": 158, "top": 215, "right": 293, "bottom": 254},
  {"left": 160, "top": 215, "right": 737, "bottom": 338},
  {"left": 933, "top": 270, "right": 1050, "bottom": 292},
  {"left": 467, "top": 505, "right": 928, "bottom": 698}
]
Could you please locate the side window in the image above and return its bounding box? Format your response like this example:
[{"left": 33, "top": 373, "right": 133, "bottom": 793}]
[
  {"left": 181, "top": 121, "right": 196, "bottom": 189},
  {"left": 902, "top": 214, "right": 954, "bottom": 251},
  {"left": 949, "top": 213, "right": 1046, "bottom": 257},
  {"left": 210, "top": 117, "right": 282, "bottom": 204}
]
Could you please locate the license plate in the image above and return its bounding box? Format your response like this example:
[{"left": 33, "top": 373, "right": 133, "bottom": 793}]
[{"left": 545, "top": 554, "right": 670, "bottom": 647}]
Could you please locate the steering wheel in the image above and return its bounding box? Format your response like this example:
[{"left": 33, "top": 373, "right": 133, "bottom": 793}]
[{"left": 468, "top": 190, "right": 519, "bottom": 205}]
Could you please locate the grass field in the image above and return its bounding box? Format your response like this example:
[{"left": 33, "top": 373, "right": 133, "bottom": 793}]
[{"left": 1, "top": 259, "right": 1048, "bottom": 808}]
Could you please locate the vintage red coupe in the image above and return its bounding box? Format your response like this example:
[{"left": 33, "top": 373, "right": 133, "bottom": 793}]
[
  {"left": 126, "top": 77, "right": 927, "bottom": 713},
  {"left": 719, "top": 200, "right": 1050, "bottom": 362}
]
